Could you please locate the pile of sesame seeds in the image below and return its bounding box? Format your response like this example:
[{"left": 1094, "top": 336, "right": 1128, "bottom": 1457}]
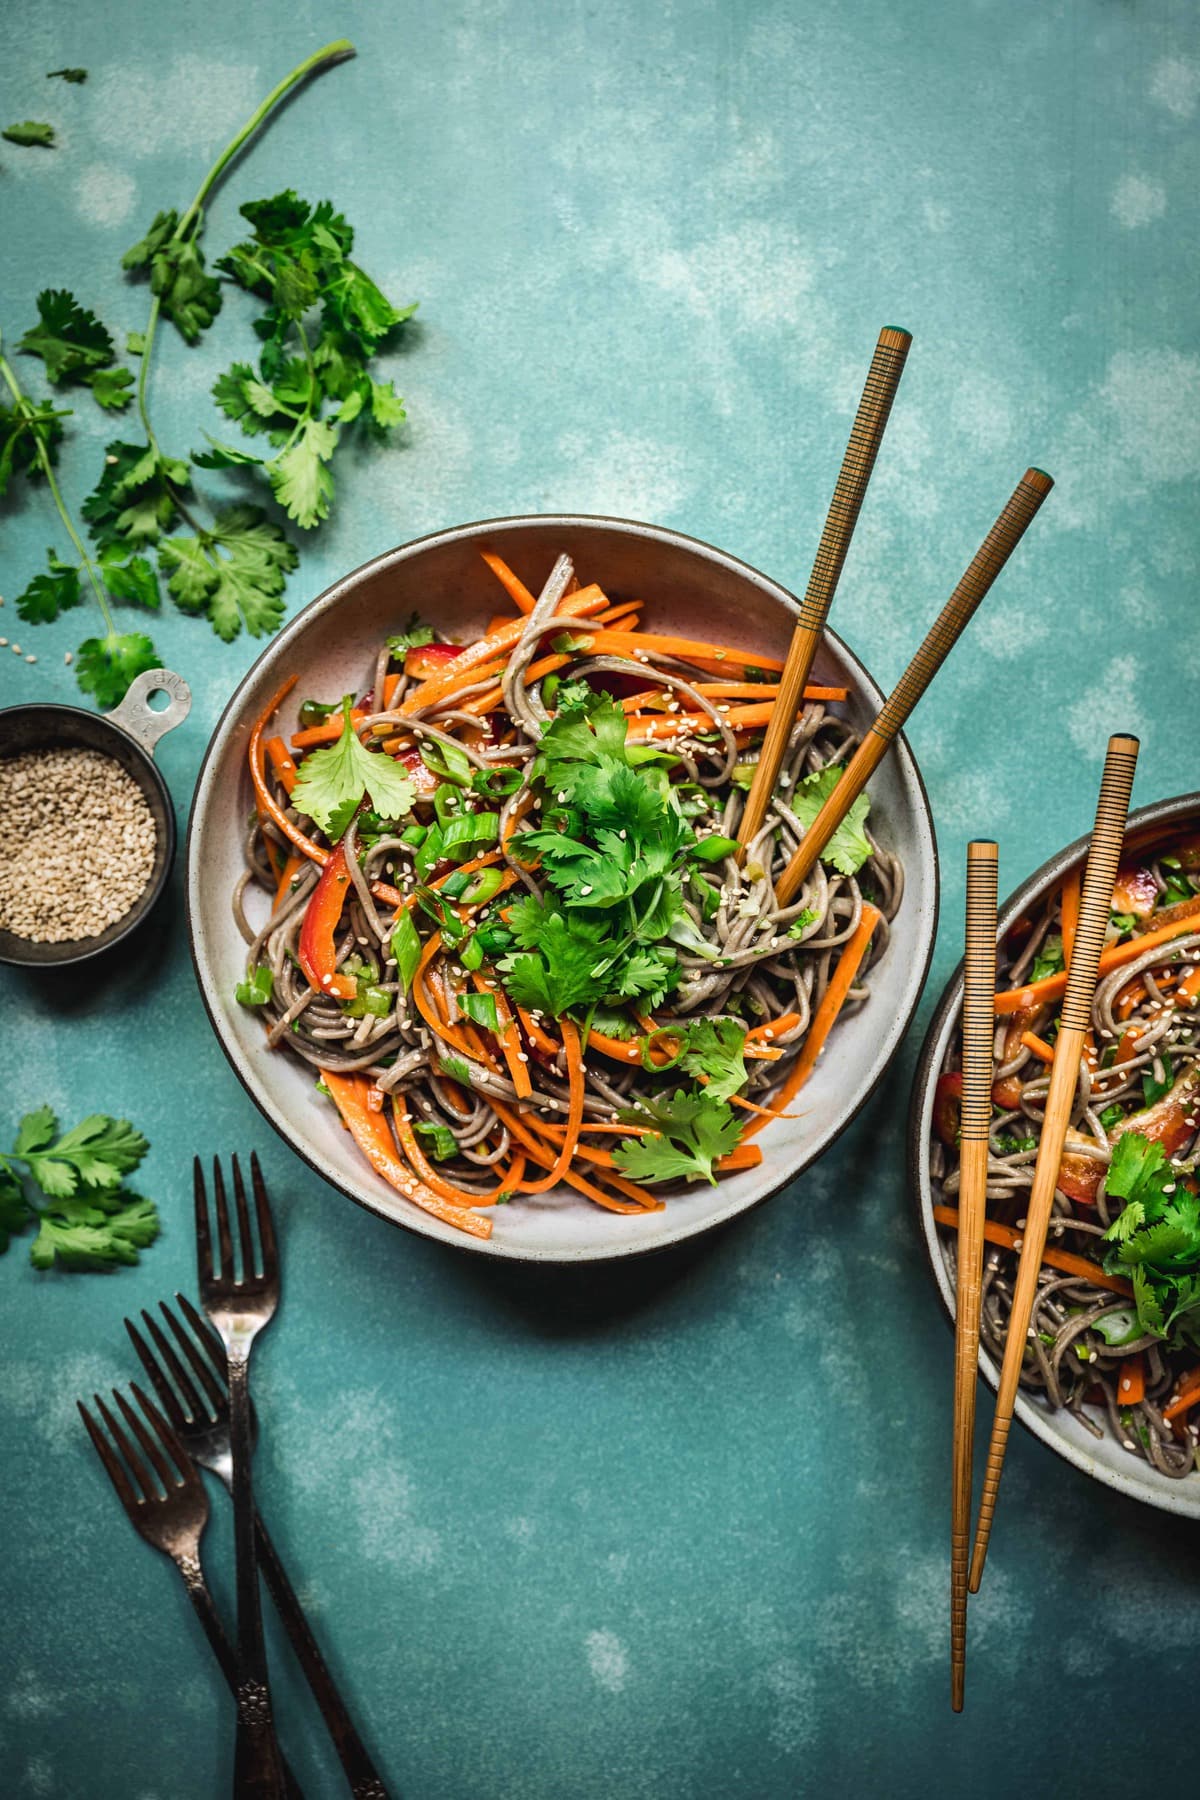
[{"left": 0, "top": 747, "right": 158, "bottom": 943}]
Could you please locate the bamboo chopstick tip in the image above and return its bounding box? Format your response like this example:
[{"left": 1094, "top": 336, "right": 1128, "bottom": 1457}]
[
  {"left": 1107, "top": 733, "right": 1140, "bottom": 755},
  {"left": 966, "top": 839, "right": 998, "bottom": 859},
  {"left": 878, "top": 325, "right": 913, "bottom": 348},
  {"left": 1023, "top": 467, "right": 1054, "bottom": 494}
]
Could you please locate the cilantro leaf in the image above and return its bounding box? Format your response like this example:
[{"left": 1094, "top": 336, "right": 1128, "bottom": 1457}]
[
  {"left": 1103, "top": 1128, "right": 1200, "bottom": 1341},
  {"left": 99, "top": 550, "right": 160, "bottom": 609},
  {"left": 791, "top": 766, "right": 873, "bottom": 877},
  {"left": 158, "top": 506, "right": 297, "bottom": 641},
  {"left": 83, "top": 440, "right": 184, "bottom": 549},
  {"left": 18, "top": 290, "right": 114, "bottom": 384},
  {"left": 17, "top": 1112, "right": 148, "bottom": 1198},
  {"left": 123, "top": 209, "right": 222, "bottom": 342},
  {"left": 613, "top": 1088, "right": 743, "bottom": 1185},
  {"left": 16, "top": 553, "right": 81, "bottom": 624},
  {"left": 1030, "top": 933, "right": 1066, "bottom": 984},
  {"left": 0, "top": 1170, "right": 33, "bottom": 1253},
  {"left": 3, "top": 122, "right": 55, "bottom": 148},
  {"left": 268, "top": 416, "right": 337, "bottom": 528},
  {"left": 290, "top": 698, "right": 415, "bottom": 835},
  {"left": 678, "top": 1018, "right": 749, "bottom": 1103},
  {"left": 29, "top": 1190, "right": 160, "bottom": 1271},
  {"left": 74, "top": 632, "right": 161, "bottom": 708},
  {"left": 88, "top": 366, "right": 135, "bottom": 412}
]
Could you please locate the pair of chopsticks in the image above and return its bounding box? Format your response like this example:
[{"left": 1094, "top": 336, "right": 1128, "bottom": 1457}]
[
  {"left": 950, "top": 734, "right": 1140, "bottom": 1710},
  {"left": 737, "top": 327, "right": 1053, "bottom": 898}
]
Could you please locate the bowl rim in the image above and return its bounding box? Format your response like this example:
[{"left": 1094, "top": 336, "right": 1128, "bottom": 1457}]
[
  {"left": 187, "top": 511, "right": 940, "bottom": 1262},
  {"left": 907, "top": 787, "right": 1200, "bottom": 1518},
  {"left": 0, "top": 700, "right": 177, "bottom": 969}
]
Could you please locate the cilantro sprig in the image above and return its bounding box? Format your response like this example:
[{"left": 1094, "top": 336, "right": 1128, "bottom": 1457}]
[
  {"left": 0, "top": 339, "right": 164, "bottom": 704},
  {"left": 613, "top": 1089, "right": 743, "bottom": 1186},
  {"left": 0, "top": 1105, "right": 159, "bottom": 1273},
  {"left": 290, "top": 698, "right": 416, "bottom": 837},
  {"left": 1102, "top": 1131, "right": 1200, "bottom": 1344},
  {"left": 196, "top": 189, "right": 414, "bottom": 529}
]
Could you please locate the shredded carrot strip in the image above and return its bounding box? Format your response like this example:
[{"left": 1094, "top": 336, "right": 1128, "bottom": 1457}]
[
  {"left": 460, "top": 652, "right": 570, "bottom": 717},
  {"left": 489, "top": 1098, "right": 662, "bottom": 1214},
  {"left": 481, "top": 550, "right": 537, "bottom": 613},
  {"left": 1116, "top": 1354, "right": 1146, "bottom": 1406},
  {"left": 562, "top": 628, "right": 785, "bottom": 673},
  {"left": 291, "top": 709, "right": 367, "bottom": 749},
  {"left": 728, "top": 1092, "right": 794, "bottom": 1121},
  {"left": 932, "top": 1205, "right": 1133, "bottom": 1295},
  {"left": 412, "top": 935, "right": 495, "bottom": 1067},
  {"left": 515, "top": 1019, "right": 584, "bottom": 1194},
  {"left": 790, "top": 906, "right": 880, "bottom": 1091},
  {"left": 995, "top": 900, "right": 1200, "bottom": 1014},
  {"left": 1163, "top": 1366, "right": 1200, "bottom": 1423},
  {"left": 1060, "top": 868, "right": 1081, "bottom": 969},
  {"left": 272, "top": 852, "right": 305, "bottom": 912},
  {"left": 264, "top": 735, "right": 297, "bottom": 793},
  {"left": 1020, "top": 1030, "right": 1056, "bottom": 1065},
  {"left": 320, "top": 1071, "right": 491, "bottom": 1239},
  {"left": 393, "top": 1103, "right": 524, "bottom": 1204},
  {"left": 402, "top": 589, "right": 610, "bottom": 715},
  {"left": 473, "top": 972, "right": 531, "bottom": 1099}
]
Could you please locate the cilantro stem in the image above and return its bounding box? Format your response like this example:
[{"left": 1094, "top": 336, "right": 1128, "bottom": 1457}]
[{"left": 0, "top": 350, "right": 114, "bottom": 634}]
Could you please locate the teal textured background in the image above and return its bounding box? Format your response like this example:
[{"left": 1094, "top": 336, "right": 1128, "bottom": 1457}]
[{"left": 2, "top": 2, "right": 1199, "bottom": 1794}]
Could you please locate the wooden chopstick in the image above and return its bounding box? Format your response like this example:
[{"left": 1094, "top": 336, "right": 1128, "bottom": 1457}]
[
  {"left": 773, "top": 468, "right": 1054, "bottom": 908},
  {"left": 736, "top": 326, "right": 912, "bottom": 855},
  {"left": 951, "top": 839, "right": 999, "bottom": 1715},
  {"left": 968, "top": 733, "right": 1140, "bottom": 1591}
]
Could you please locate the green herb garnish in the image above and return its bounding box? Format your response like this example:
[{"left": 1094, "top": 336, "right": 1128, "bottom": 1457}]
[{"left": 0, "top": 1106, "right": 158, "bottom": 1272}]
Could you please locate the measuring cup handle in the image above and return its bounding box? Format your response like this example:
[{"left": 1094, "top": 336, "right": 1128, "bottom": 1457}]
[{"left": 105, "top": 669, "right": 192, "bottom": 758}]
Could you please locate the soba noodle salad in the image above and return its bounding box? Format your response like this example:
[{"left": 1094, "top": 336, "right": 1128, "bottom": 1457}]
[
  {"left": 931, "top": 826, "right": 1200, "bottom": 1479},
  {"left": 236, "top": 551, "right": 901, "bottom": 1240}
]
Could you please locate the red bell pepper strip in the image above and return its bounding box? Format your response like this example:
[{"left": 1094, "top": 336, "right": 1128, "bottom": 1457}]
[
  {"left": 405, "top": 642, "right": 465, "bottom": 680},
  {"left": 298, "top": 843, "right": 357, "bottom": 1000},
  {"left": 933, "top": 1073, "right": 962, "bottom": 1147}
]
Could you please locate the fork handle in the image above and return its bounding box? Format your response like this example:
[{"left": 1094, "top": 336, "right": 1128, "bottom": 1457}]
[
  {"left": 252, "top": 1504, "right": 390, "bottom": 1797},
  {"left": 173, "top": 1553, "right": 306, "bottom": 1800},
  {"left": 228, "top": 1347, "right": 288, "bottom": 1799}
]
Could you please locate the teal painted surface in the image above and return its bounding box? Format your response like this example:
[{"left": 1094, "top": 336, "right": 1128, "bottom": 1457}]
[{"left": 2, "top": 2, "right": 1199, "bottom": 1793}]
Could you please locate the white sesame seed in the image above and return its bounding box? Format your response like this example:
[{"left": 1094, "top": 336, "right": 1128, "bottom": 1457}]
[{"left": 25, "top": 655, "right": 36, "bottom": 665}]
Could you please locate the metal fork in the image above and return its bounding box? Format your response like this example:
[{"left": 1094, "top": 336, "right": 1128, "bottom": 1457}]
[
  {"left": 126, "top": 1294, "right": 389, "bottom": 1798},
  {"left": 77, "top": 1385, "right": 304, "bottom": 1799},
  {"left": 196, "top": 1153, "right": 285, "bottom": 1798}
]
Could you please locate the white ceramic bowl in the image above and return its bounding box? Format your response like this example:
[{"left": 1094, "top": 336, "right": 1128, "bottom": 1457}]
[
  {"left": 908, "top": 791, "right": 1200, "bottom": 1518},
  {"left": 188, "top": 515, "right": 939, "bottom": 1262}
]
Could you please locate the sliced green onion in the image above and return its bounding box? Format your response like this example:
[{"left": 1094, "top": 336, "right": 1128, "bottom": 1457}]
[
  {"left": 391, "top": 911, "right": 421, "bottom": 994},
  {"left": 461, "top": 867, "right": 505, "bottom": 906},
  {"left": 471, "top": 765, "right": 523, "bottom": 799},
  {"left": 235, "top": 964, "right": 274, "bottom": 1007},
  {"left": 420, "top": 737, "right": 472, "bottom": 787},
  {"left": 414, "top": 1120, "right": 459, "bottom": 1161},
  {"left": 460, "top": 933, "right": 484, "bottom": 971},
  {"left": 459, "top": 990, "right": 500, "bottom": 1031}
]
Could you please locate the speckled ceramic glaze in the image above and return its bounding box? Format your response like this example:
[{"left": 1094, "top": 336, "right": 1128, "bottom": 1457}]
[
  {"left": 909, "top": 792, "right": 1200, "bottom": 1520},
  {"left": 188, "top": 515, "right": 938, "bottom": 1260}
]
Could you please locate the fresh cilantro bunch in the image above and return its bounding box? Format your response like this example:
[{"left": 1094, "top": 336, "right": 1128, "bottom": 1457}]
[
  {"left": 18, "top": 290, "right": 134, "bottom": 410},
  {"left": 0, "top": 1105, "right": 159, "bottom": 1273},
  {"left": 495, "top": 689, "right": 738, "bottom": 1023},
  {"left": 195, "top": 189, "right": 414, "bottom": 529},
  {"left": 1102, "top": 1131, "right": 1200, "bottom": 1343}
]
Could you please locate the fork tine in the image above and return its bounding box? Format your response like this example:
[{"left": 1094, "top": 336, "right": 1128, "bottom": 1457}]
[
  {"left": 130, "top": 1382, "right": 204, "bottom": 1496},
  {"left": 78, "top": 1398, "right": 140, "bottom": 1519},
  {"left": 125, "top": 1314, "right": 190, "bottom": 1430},
  {"left": 95, "top": 1392, "right": 153, "bottom": 1503},
  {"left": 158, "top": 1300, "right": 225, "bottom": 1416},
  {"left": 194, "top": 1156, "right": 214, "bottom": 1284},
  {"left": 174, "top": 1291, "right": 228, "bottom": 1374},
  {"left": 231, "top": 1154, "right": 257, "bottom": 1282},
  {"left": 211, "top": 1156, "right": 235, "bottom": 1283},
  {"left": 250, "top": 1152, "right": 277, "bottom": 1276},
  {"left": 113, "top": 1387, "right": 176, "bottom": 1493}
]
